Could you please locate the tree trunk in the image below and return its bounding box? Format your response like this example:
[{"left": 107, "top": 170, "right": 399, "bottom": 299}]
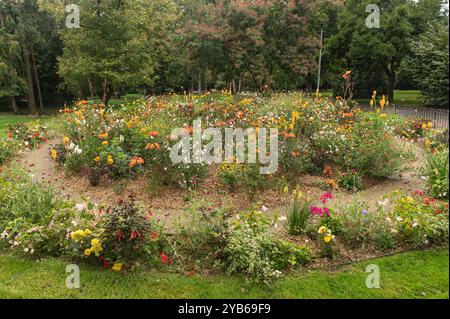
[
  {"left": 198, "top": 68, "right": 202, "bottom": 93},
  {"left": 101, "top": 80, "right": 111, "bottom": 105},
  {"left": 387, "top": 73, "right": 395, "bottom": 104},
  {"left": 22, "top": 44, "right": 37, "bottom": 115},
  {"left": 238, "top": 74, "right": 242, "bottom": 93},
  {"left": 87, "top": 79, "right": 94, "bottom": 99},
  {"left": 31, "top": 49, "right": 44, "bottom": 113},
  {"left": 10, "top": 96, "right": 19, "bottom": 115}
]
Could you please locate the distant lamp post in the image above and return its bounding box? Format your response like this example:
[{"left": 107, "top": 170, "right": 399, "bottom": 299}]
[{"left": 316, "top": 28, "right": 324, "bottom": 98}]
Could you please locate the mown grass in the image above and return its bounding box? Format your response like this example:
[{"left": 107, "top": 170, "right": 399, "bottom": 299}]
[
  {"left": 0, "top": 249, "right": 447, "bottom": 299},
  {"left": 356, "top": 90, "right": 422, "bottom": 106},
  {"left": 321, "top": 90, "right": 422, "bottom": 106}
]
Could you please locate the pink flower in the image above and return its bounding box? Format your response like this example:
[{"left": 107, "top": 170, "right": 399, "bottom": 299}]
[
  {"left": 321, "top": 192, "right": 334, "bottom": 204},
  {"left": 310, "top": 206, "right": 323, "bottom": 216},
  {"left": 323, "top": 207, "right": 330, "bottom": 216}
]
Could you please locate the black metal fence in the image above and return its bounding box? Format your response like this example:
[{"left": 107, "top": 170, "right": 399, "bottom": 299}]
[{"left": 379, "top": 105, "right": 449, "bottom": 129}]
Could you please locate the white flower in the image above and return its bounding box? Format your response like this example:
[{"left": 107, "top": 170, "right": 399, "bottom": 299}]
[
  {"left": 412, "top": 222, "right": 419, "bottom": 228},
  {"left": 390, "top": 228, "right": 398, "bottom": 234},
  {"left": 396, "top": 216, "right": 403, "bottom": 222},
  {"left": 278, "top": 216, "right": 287, "bottom": 222},
  {"left": 75, "top": 203, "right": 87, "bottom": 212},
  {"left": 0, "top": 230, "right": 8, "bottom": 239},
  {"left": 74, "top": 146, "right": 82, "bottom": 155},
  {"left": 261, "top": 205, "right": 269, "bottom": 212},
  {"left": 378, "top": 199, "right": 389, "bottom": 207}
]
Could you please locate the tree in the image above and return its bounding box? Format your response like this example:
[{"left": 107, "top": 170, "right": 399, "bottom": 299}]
[
  {"left": 326, "top": 0, "right": 446, "bottom": 102},
  {"left": 0, "top": 26, "right": 26, "bottom": 114},
  {"left": 406, "top": 22, "right": 449, "bottom": 108},
  {"left": 39, "top": 0, "right": 178, "bottom": 105}
]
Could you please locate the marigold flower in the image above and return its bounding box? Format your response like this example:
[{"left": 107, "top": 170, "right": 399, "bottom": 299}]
[
  {"left": 107, "top": 155, "right": 114, "bottom": 165},
  {"left": 324, "top": 234, "right": 334, "bottom": 243},
  {"left": 51, "top": 149, "right": 57, "bottom": 161},
  {"left": 112, "top": 262, "right": 123, "bottom": 272}
]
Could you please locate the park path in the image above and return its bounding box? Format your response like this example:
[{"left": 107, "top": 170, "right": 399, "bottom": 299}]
[{"left": 16, "top": 139, "right": 59, "bottom": 184}]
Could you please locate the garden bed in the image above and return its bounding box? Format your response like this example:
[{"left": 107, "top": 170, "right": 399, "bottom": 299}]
[{"left": 0, "top": 93, "right": 448, "bottom": 285}]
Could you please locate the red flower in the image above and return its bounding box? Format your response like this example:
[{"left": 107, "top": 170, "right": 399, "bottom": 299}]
[
  {"left": 151, "top": 231, "right": 159, "bottom": 241},
  {"left": 115, "top": 230, "right": 125, "bottom": 241},
  {"left": 414, "top": 190, "right": 425, "bottom": 197},
  {"left": 160, "top": 252, "right": 169, "bottom": 265},
  {"left": 130, "top": 229, "right": 141, "bottom": 241}
]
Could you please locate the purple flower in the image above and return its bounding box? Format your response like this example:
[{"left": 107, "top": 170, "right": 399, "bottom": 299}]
[{"left": 362, "top": 209, "right": 368, "bottom": 215}]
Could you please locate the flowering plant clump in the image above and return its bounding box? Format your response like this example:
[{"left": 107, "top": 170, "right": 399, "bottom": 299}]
[
  {"left": 379, "top": 191, "right": 449, "bottom": 246},
  {"left": 223, "top": 210, "right": 311, "bottom": 284},
  {"left": 68, "top": 198, "right": 165, "bottom": 271},
  {"left": 317, "top": 226, "right": 336, "bottom": 258}
]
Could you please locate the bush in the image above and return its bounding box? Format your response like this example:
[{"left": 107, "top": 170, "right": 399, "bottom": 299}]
[
  {"left": 379, "top": 191, "right": 449, "bottom": 246},
  {"left": 422, "top": 149, "right": 449, "bottom": 199},
  {"left": 336, "top": 199, "right": 395, "bottom": 250},
  {"left": 0, "top": 168, "right": 77, "bottom": 256},
  {"left": 338, "top": 170, "right": 363, "bottom": 192},
  {"left": 223, "top": 210, "right": 311, "bottom": 284},
  {"left": 68, "top": 198, "right": 165, "bottom": 271}
]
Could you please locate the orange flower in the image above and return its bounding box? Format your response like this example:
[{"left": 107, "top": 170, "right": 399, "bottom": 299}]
[
  {"left": 326, "top": 179, "right": 339, "bottom": 190},
  {"left": 98, "top": 132, "right": 109, "bottom": 139},
  {"left": 148, "top": 131, "right": 160, "bottom": 138},
  {"left": 145, "top": 143, "right": 160, "bottom": 150},
  {"left": 129, "top": 156, "right": 145, "bottom": 168},
  {"left": 323, "top": 165, "right": 333, "bottom": 177}
]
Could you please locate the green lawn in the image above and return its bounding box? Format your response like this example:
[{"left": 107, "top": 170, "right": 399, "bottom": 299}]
[
  {"left": 321, "top": 90, "right": 423, "bottom": 106},
  {"left": 0, "top": 249, "right": 447, "bottom": 299}
]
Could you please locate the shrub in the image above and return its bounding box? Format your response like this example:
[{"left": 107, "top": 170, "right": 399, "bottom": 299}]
[
  {"left": 336, "top": 199, "right": 395, "bottom": 250},
  {"left": 0, "top": 168, "right": 77, "bottom": 256},
  {"left": 379, "top": 191, "right": 449, "bottom": 246},
  {"left": 223, "top": 210, "right": 311, "bottom": 284},
  {"left": 422, "top": 149, "right": 449, "bottom": 199},
  {"left": 68, "top": 198, "right": 165, "bottom": 271},
  {"left": 338, "top": 170, "right": 364, "bottom": 192},
  {"left": 0, "top": 140, "right": 19, "bottom": 165}
]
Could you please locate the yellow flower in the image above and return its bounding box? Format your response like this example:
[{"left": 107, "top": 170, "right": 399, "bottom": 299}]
[
  {"left": 427, "top": 122, "right": 433, "bottom": 129},
  {"left": 283, "top": 185, "right": 289, "bottom": 194},
  {"left": 112, "top": 262, "right": 123, "bottom": 272},
  {"left": 82, "top": 229, "right": 91, "bottom": 236},
  {"left": 90, "top": 238, "right": 103, "bottom": 256},
  {"left": 102, "top": 141, "right": 109, "bottom": 146},
  {"left": 422, "top": 123, "right": 427, "bottom": 130},
  {"left": 95, "top": 156, "right": 101, "bottom": 163},
  {"left": 107, "top": 155, "right": 114, "bottom": 165},
  {"left": 318, "top": 226, "right": 328, "bottom": 235},
  {"left": 63, "top": 136, "right": 70, "bottom": 145},
  {"left": 425, "top": 138, "right": 431, "bottom": 148},
  {"left": 51, "top": 149, "right": 57, "bottom": 161},
  {"left": 84, "top": 248, "right": 92, "bottom": 256},
  {"left": 324, "top": 234, "right": 333, "bottom": 243}
]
